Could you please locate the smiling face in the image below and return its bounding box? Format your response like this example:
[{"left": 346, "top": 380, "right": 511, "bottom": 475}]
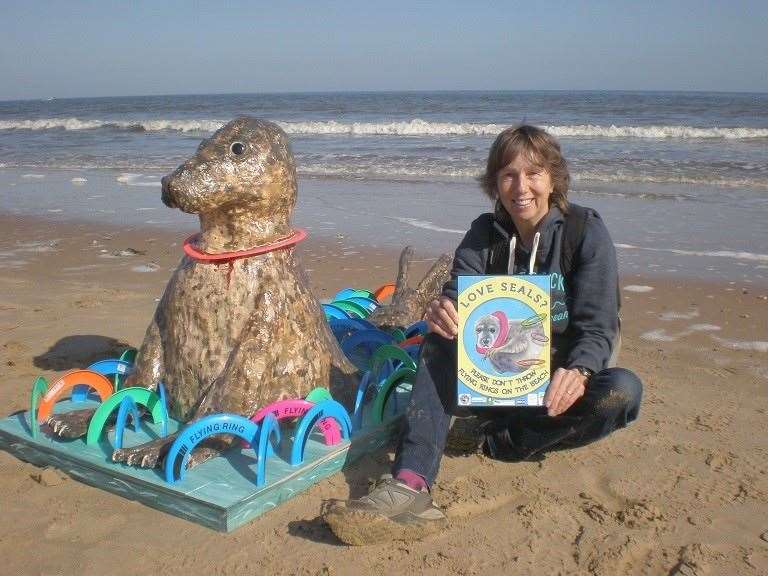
[{"left": 495, "top": 154, "right": 554, "bottom": 234}]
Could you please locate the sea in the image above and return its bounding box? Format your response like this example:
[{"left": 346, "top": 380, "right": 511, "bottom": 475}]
[{"left": 1, "top": 91, "right": 767, "bottom": 284}]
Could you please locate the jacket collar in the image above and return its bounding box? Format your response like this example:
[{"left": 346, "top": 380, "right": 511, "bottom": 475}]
[{"left": 493, "top": 201, "right": 565, "bottom": 252}]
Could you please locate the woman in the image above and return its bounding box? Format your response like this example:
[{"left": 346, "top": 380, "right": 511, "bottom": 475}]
[{"left": 325, "top": 125, "right": 643, "bottom": 544}]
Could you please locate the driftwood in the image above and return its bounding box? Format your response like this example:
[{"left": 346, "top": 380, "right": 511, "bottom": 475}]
[{"left": 367, "top": 246, "right": 453, "bottom": 331}]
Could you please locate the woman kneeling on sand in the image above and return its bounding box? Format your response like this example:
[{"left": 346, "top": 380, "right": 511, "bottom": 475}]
[{"left": 325, "top": 125, "right": 643, "bottom": 545}]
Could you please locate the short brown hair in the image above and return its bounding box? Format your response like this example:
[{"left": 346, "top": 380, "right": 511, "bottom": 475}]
[{"left": 478, "top": 125, "right": 570, "bottom": 214}]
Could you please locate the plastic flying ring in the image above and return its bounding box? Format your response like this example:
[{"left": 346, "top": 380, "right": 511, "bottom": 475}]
[
  {"left": 256, "top": 413, "right": 281, "bottom": 488},
  {"left": 389, "top": 327, "right": 406, "bottom": 343},
  {"left": 370, "top": 367, "right": 416, "bottom": 425},
  {"left": 304, "top": 387, "right": 333, "bottom": 404},
  {"left": 113, "top": 396, "right": 140, "bottom": 449},
  {"left": 334, "top": 288, "right": 375, "bottom": 301},
  {"left": 372, "top": 283, "right": 396, "bottom": 302},
  {"left": 405, "top": 320, "right": 428, "bottom": 338},
  {"left": 72, "top": 359, "right": 134, "bottom": 402},
  {"left": 165, "top": 414, "right": 260, "bottom": 483},
  {"left": 370, "top": 344, "right": 417, "bottom": 378},
  {"left": 400, "top": 344, "right": 422, "bottom": 361},
  {"left": 341, "top": 329, "right": 396, "bottom": 359},
  {"left": 85, "top": 387, "right": 165, "bottom": 446},
  {"left": 246, "top": 399, "right": 341, "bottom": 448},
  {"left": 399, "top": 334, "right": 424, "bottom": 349},
  {"left": 322, "top": 303, "right": 350, "bottom": 320},
  {"left": 116, "top": 348, "right": 138, "bottom": 391},
  {"left": 37, "top": 370, "right": 114, "bottom": 424},
  {"left": 344, "top": 296, "right": 379, "bottom": 314},
  {"left": 330, "top": 300, "right": 369, "bottom": 319},
  {"left": 351, "top": 371, "right": 372, "bottom": 432},
  {"left": 29, "top": 376, "right": 49, "bottom": 439},
  {"left": 290, "top": 400, "right": 352, "bottom": 466},
  {"left": 157, "top": 382, "right": 169, "bottom": 438}
]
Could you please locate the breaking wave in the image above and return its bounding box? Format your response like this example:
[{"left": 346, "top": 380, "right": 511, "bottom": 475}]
[
  {"left": 2, "top": 118, "right": 768, "bottom": 139},
  {"left": 615, "top": 243, "right": 768, "bottom": 262}
]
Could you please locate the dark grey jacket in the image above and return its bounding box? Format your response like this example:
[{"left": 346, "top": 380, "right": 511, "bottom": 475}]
[{"left": 442, "top": 205, "right": 619, "bottom": 374}]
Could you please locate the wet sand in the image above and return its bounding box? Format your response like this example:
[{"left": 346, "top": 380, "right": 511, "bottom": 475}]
[{"left": 1, "top": 213, "right": 767, "bottom": 575}]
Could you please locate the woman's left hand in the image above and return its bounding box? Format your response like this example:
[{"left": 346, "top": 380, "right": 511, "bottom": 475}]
[{"left": 544, "top": 367, "right": 588, "bottom": 417}]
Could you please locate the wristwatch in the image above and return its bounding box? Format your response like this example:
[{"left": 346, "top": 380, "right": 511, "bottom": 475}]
[{"left": 572, "top": 366, "right": 594, "bottom": 382}]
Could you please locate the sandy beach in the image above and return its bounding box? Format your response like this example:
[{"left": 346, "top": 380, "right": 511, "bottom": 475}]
[{"left": 1, "top": 212, "right": 766, "bottom": 575}]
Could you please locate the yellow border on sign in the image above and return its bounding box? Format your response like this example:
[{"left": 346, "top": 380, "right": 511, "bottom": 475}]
[{"left": 457, "top": 276, "right": 551, "bottom": 399}]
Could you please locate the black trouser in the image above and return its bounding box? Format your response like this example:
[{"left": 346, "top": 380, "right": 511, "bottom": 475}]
[{"left": 393, "top": 333, "right": 643, "bottom": 486}]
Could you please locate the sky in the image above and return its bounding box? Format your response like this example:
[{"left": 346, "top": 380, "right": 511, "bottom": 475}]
[{"left": 1, "top": 0, "right": 767, "bottom": 100}]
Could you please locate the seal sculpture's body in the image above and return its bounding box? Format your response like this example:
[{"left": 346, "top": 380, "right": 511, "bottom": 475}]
[{"left": 47, "top": 117, "right": 357, "bottom": 467}]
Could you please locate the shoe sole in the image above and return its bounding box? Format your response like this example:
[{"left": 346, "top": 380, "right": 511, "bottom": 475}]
[{"left": 324, "top": 505, "right": 447, "bottom": 546}]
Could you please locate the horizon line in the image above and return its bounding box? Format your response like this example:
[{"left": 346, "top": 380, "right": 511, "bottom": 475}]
[{"left": 3, "top": 87, "right": 767, "bottom": 104}]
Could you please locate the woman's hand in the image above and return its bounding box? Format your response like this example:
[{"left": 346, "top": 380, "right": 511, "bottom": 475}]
[
  {"left": 424, "top": 296, "right": 459, "bottom": 339},
  {"left": 544, "top": 367, "right": 588, "bottom": 417}
]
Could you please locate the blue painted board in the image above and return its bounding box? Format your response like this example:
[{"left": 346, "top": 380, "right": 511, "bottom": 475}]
[{"left": 0, "top": 390, "right": 409, "bottom": 532}]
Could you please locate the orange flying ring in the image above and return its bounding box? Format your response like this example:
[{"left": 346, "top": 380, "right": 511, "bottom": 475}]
[
  {"left": 37, "top": 370, "right": 114, "bottom": 423},
  {"left": 399, "top": 334, "right": 424, "bottom": 348},
  {"left": 373, "top": 283, "right": 396, "bottom": 302}
]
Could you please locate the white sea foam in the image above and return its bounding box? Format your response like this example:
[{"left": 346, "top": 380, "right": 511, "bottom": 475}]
[
  {"left": 616, "top": 243, "right": 768, "bottom": 263},
  {"left": 116, "top": 173, "right": 161, "bottom": 187},
  {"left": 660, "top": 310, "right": 700, "bottom": 321},
  {"left": 711, "top": 335, "right": 768, "bottom": 352},
  {"left": 21, "top": 173, "right": 45, "bottom": 179},
  {"left": 131, "top": 263, "right": 160, "bottom": 273},
  {"left": 15, "top": 240, "right": 59, "bottom": 252},
  {"left": 641, "top": 329, "right": 677, "bottom": 342},
  {"left": 573, "top": 171, "right": 768, "bottom": 190},
  {"left": 624, "top": 285, "right": 655, "bottom": 293},
  {"left": 2, "top": 118, "right": 768, "bottom": 140},
  {"left": 688, "top": 324, "right": 721, "bottom": 332},
  {"left": 391, "top": 217, "right": 465, "bottom": 234},
  {"left": 71, "top": 177, "right": 87, "bottom": 185}
]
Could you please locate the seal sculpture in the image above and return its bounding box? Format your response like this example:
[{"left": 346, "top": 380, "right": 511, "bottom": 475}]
[{"left": 46, "top": 117, "right": 358, "bottom": 468}]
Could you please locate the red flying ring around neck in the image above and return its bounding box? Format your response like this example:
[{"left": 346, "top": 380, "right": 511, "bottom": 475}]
[{"left": 183, "top": 228, "right": 307, "bottom": 263}]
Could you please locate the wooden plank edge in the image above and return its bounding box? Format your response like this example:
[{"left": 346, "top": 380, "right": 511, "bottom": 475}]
[{"left": 0, "top": 427, "right": 228, "bottom": 531}]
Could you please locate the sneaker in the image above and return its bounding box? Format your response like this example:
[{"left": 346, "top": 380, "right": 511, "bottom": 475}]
[{"left": 323, "top": 474, "right": 447, "bottom": 545}]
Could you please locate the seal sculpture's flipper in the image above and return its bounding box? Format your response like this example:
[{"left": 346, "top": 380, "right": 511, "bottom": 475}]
[
  {"left": 45, "top": 315, "right": 165, "bottom": 440},
  {"left": 45, "top": 408, "right": 95, "bottom": 438},
  {"left": 368, "top": 246, "right": 452, "bottom": 331}
]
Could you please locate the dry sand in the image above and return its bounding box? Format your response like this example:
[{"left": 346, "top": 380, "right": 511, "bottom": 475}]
[{"left": 1, "top": 214, "right": 767, "bottom": 575}]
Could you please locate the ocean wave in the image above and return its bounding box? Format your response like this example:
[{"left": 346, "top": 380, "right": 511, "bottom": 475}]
[
  {"left": 2, "top": 118, "right": 768, "bottom": 139},
  {"left": 3, "top": 157, "right": 767, "bottom": 191},
  {"left": 0, "top": 118, "right": 224, "bottom": 133},
  {"left": 573, "top": 171, "right": 768, "bottom": 190},
  {"left": 390, "top": 217, "right": 465, "bottom": 234},
  {"left": 616, "top": 243, "right": 768, "bottom": 262}
]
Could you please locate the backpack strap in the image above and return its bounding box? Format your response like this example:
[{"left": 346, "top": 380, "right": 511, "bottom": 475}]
[
  {"left": 560, "top": 204, "right": 588, "bottom": 278},
  {"left": 560, "top": 203, "right": 621, "bottom": 312}
]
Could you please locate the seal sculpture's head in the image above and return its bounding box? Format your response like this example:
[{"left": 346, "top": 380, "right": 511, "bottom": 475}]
[{"left": 161, "top": 117, "right": 297, "bottom": 250}]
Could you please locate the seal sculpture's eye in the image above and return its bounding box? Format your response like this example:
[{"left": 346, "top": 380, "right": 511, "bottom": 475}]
[{"left": 230, "top": 142, "right": 246, "bottom": 156}]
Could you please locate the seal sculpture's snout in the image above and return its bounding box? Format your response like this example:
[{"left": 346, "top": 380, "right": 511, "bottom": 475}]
[{"left": 161, "top": 175, "right": 178, "bottom": 209}]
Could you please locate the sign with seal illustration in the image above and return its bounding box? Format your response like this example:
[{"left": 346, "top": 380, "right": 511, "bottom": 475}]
[{"left": 457, "top": 275, "right": 551, "bottom": 407}]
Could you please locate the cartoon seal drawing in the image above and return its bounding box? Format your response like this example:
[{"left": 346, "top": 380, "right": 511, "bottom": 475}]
[
  {"left": 474, "top": 311, "right": 547, "bottom": 374},
  {"left": 45, "top": 117, "right": 358, "bottom": 468}
]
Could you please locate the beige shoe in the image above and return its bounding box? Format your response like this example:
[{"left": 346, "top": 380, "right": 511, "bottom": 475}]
[{"left": 324, "top": 475, "right": 447, "bottom": 545}]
